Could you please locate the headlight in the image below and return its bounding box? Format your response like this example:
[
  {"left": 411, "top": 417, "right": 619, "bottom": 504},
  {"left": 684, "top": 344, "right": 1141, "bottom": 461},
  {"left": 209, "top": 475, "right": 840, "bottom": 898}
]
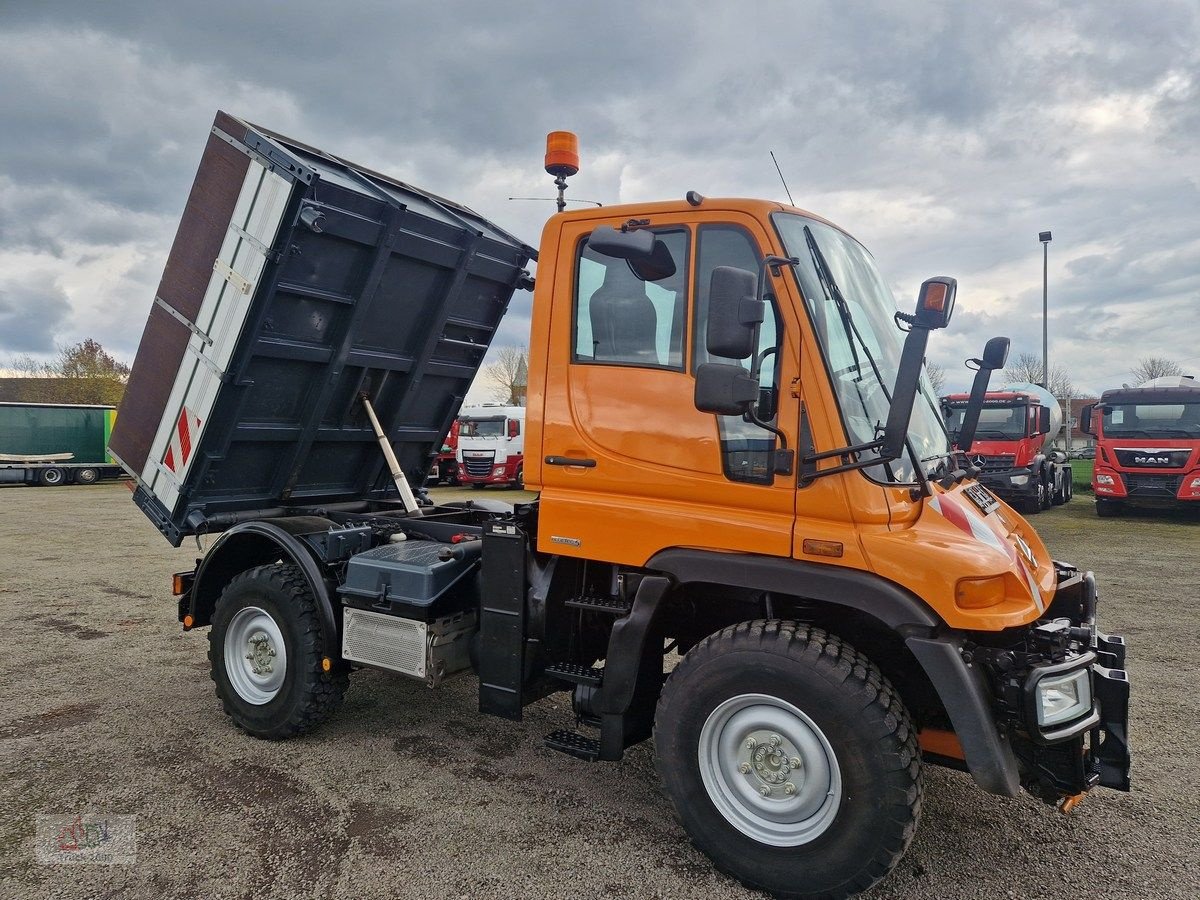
[
  {"left": 1096, "top": 474, "right": 1115, "bottom": 486},
  {"left": 1036, "top": 669, "right": 1092, "bottom": 727},
  {"left": 1011, "top": 474, "right": 1029, "bottom": 486}
]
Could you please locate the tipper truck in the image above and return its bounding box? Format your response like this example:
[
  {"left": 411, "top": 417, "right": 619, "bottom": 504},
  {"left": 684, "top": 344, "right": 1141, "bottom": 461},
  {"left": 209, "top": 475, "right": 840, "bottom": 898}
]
[
  {"left": 110, "top": 113, "right": 1130, "bottom": 899},
  {"left": 1080, "top": 375, "right": 1200, "bottom": 516},
  {"left": 0, "top": 402, "right": 124, "bottom": 486},
  {"left": 941, "top": 382, "right": 1073, "bottom": 512}
]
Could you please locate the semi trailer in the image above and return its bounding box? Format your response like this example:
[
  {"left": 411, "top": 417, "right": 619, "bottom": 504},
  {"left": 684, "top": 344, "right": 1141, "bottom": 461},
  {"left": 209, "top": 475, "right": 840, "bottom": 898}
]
[
  {"left": 110, "top": 113, "right": 1130, "bottom": 899},
  {"left": 941, "top": 382, "right": 1073, "bottom": 512},
  {"left": 1080, "top": 375, "right": 1200, "bottom": 516},
  {"left": 0, "top": 402, "right": 124, "bottom": 486}
]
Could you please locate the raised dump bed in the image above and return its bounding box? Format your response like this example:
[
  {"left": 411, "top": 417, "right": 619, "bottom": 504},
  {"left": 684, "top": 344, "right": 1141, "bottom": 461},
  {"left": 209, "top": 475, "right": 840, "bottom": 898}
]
[{"left": 109, "top": 111, "right": 534, "bottom": 545}]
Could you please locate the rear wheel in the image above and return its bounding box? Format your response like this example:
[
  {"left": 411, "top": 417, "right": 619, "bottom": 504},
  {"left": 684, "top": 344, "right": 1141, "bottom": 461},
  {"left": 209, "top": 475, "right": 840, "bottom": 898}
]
[
  {"left": 209, "top": 563, "right": 348, "bottom": 739},
  {"left": 1096, "top": 498, "right": 1123, "bottom": 518},
  {"left": 38, "top": 467, "right": 66, "bottom": 486},
  {"left": 655, "top": 621, "right": 922, "bottom": 899},
  {"left": 74, "top": 467, "right": 100, "bottom": 485}
]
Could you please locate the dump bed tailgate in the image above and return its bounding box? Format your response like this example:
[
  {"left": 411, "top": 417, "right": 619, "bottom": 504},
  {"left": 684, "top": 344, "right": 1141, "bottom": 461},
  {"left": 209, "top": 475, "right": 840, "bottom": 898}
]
[{"left": 110, "top": 111, "right": 533, "bottom": 545}]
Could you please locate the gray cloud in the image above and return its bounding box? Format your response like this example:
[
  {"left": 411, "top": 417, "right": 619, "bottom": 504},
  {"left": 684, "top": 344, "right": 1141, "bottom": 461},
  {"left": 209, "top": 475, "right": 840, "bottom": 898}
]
[
  {"left": 0, "top": 1, "right": 1197, "bottom": 399},
  {"left": 0, "top": 279, "right": 72, "bottom": 353}
]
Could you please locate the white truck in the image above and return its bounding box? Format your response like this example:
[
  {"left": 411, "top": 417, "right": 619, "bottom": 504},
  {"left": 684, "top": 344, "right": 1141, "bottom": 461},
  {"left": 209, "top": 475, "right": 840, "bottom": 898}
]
[{"left": 455, "top": 404, "right": 525, "bottom": 489}]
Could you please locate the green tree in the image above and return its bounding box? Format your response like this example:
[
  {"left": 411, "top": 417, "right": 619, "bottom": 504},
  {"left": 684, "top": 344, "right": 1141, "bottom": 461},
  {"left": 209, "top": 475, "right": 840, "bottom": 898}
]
[{"left": 1, "top": 339, "right": 130, "bottom": 405}]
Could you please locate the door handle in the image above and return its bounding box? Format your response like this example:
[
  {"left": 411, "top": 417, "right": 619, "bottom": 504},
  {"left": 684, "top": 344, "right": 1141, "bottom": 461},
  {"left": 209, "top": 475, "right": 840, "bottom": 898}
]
[{"left": 545, "top": 455, "right": 597, "bottom": 468}]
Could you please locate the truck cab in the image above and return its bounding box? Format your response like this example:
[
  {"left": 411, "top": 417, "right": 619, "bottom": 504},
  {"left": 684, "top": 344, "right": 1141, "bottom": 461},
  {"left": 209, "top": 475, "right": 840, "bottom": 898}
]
[
  {"left": 1081, "top": 376, "right": 1200, "bottom": 515},
  {"left": 941, "top": 386, "right": 1072, "bottom": 512},
  {"left": 455, "top": 404, "right": 524, "bottom": 488}
]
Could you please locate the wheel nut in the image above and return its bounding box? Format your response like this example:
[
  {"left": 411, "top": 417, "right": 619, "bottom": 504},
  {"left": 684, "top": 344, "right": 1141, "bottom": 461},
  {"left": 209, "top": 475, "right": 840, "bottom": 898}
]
[
  {"left": 759, "top": 786, "right": 771, "bottom": 797},
  {"left": 739, "top": 763, "right": 751, "bottom": 774},
  {"left": 784, "top": 783, "right": 796, "bottom": 795},
  {"left": 769, "top": 734, "right": 781, "bottom": 746},
  {"left": 745, "top": 738, "right": 757, "bottom": 750},
  {"left": 790, "top": 757, "right": 802, "bottom": 768}
]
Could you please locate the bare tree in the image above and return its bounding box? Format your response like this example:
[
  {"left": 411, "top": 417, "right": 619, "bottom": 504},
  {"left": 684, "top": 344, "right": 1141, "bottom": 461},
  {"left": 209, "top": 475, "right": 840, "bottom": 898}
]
[
  {"left": 484, "top": 346, "right": 528, "bottom": 405},
  {"left": 1131, "top": 356, "right": 1184, "bottom": 384},
  {"left": 925, "top": 361, "right": 947, "bottom": 396},
  {"left": 1003, "top": 352, "right": 1073, "bottom": 399}
]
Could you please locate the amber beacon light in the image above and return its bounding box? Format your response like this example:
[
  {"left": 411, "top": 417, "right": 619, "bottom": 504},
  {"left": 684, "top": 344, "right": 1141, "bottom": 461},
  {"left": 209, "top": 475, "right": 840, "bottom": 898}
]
[{"left": 545, "top": 131, "right": 580, "bottom": 211}]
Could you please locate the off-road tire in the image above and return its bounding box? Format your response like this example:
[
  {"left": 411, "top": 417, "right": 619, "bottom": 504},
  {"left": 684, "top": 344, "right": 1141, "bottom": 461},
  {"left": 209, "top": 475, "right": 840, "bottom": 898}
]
[
  {"left": 209, "top": 563, "right": 348, "bottom": 739},
  {"left": 1096, "top": 498, "right": 1123, "bottom": 518},
  {"left": 655, "top": 621, "right": 922, "bottom": 900}
]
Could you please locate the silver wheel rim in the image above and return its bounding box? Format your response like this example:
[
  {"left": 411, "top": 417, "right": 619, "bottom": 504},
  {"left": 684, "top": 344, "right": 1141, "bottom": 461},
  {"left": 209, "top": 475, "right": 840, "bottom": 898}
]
[
  {"left": 698, "top": 693, "right": 842, "bottom": 847},
  {"left": 43, "top": 469, "right": 63, "bottom": 485},
  {"left": 224, "top": 606, "right": 287, "bottom": 705}
]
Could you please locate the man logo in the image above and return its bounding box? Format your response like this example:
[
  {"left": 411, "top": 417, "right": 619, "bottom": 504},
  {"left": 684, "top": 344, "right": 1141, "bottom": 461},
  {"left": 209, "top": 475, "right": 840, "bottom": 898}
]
[{"left": 1133, "top": 456, "right": 1171, "bottom": 465}]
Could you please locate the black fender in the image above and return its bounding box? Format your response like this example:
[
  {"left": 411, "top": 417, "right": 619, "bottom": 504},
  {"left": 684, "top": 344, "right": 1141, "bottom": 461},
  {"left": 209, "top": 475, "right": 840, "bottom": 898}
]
[
  {"left": 188, "top": 518, "right": 341, "bottom": 659},
  {"left": 646, "top": 548, "right": 1021, "bottom": 797}
]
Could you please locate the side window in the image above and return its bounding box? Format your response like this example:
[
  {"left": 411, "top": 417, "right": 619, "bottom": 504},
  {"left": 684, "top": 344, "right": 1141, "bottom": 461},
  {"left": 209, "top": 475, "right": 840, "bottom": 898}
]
[
  {"left": 574, "top": 230, "right": 689, "bottom": 369},
  {"left": 695, "top": 225, "right": 781, "bottom": 485}
]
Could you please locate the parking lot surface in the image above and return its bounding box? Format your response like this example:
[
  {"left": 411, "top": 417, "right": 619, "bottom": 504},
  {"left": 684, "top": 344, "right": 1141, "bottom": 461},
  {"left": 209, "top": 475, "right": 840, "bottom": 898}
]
[{"left": 1, "top": 484, "right": 1196, "bottom": 899}]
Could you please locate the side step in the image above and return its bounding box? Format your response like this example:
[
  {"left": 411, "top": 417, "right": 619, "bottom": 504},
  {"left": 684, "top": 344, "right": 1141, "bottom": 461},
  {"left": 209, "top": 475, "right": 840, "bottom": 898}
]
[
  {"left": 565, "top": 595, "right": 631, "bottom": 616},
  {"left": 544, "top": 729, "right": 601, "bottom": 761},
  {"left": 544, "top": 661, "right": 604, "bottom": 687}
]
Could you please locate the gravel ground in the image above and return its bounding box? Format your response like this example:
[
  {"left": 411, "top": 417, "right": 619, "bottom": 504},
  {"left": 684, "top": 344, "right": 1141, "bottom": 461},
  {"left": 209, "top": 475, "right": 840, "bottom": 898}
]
[{"left": 1, "top": 483, "right": 1197, "bottom": 899}]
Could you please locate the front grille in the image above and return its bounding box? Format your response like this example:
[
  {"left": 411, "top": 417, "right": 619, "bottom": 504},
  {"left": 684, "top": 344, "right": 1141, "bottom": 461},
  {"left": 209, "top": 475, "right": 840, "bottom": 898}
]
[
  {"left": 462, "top": 452, "right": 495, "bottom": 477},
  {"left": 975, "top": 454, "right": 1015, "bottom": 472},
  {"left": 1124, "top": 473, "right": 1182, "bottom": 497}
]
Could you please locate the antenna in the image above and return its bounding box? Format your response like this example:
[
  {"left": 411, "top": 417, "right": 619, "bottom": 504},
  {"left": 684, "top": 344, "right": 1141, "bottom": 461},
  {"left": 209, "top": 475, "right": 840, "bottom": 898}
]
[
  {"left": 770, "top": 150, "right": 795, "bottom": 207},
  {"left": 508, "top": 197, "right": 603, "bottom": 207}
]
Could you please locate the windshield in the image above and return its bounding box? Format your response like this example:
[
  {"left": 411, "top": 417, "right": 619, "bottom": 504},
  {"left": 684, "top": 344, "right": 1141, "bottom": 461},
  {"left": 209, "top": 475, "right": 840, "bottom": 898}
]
[
  {"left": 943, "top": 402, "right": 1028, "bottom": 441},
  {"left": 1102, "top": 403, "right": 1200, "bottom": 438},
  {"left": 460, "top": 418, "right": 505, "bottom": 438},
  {"left": 773, "top": 214, "right": 949, "bottom": 483}
]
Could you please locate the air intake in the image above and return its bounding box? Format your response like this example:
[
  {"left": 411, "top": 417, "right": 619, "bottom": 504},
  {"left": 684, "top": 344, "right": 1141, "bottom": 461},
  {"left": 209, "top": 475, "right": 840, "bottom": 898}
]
[{"left": 342, "top": 608, "right": 427, "bottom": 678}]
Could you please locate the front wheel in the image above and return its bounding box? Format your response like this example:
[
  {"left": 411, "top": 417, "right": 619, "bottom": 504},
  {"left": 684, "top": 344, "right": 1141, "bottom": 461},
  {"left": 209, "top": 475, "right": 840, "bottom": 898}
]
[
  {"left": 511, "top": 464, "right": 524, "bottom": 490},
  {"left": 209, "top": 563, "right": 348, "bottom": 739},
  {"left": 655, "top": 621, "right": 922, "bottom": 899}
]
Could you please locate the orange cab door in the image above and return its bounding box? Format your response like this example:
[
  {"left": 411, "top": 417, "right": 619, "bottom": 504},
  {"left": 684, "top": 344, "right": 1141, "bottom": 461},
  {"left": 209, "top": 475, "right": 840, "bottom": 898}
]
[{"left": 537, "top": 212, "right": 799, "bottom": 566}]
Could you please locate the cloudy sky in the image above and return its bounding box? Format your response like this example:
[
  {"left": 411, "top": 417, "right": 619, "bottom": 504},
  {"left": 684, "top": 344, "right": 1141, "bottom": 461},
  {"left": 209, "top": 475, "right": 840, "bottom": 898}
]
[{"left": 1, "top": 1, "right": 1197, "bottom": 398}]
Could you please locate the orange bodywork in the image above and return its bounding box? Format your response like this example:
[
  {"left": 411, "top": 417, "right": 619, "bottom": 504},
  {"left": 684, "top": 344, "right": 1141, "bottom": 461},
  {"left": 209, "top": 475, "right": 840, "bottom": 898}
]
[{"left": 524, "top": 198, "right": 1050, "bottom": 633}]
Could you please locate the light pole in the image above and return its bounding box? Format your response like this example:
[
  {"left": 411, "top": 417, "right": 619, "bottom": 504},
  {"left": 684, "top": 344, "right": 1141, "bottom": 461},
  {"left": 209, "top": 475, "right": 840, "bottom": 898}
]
[{"left": 1039, "top": 231, "right": 1052, "bottom": 389}]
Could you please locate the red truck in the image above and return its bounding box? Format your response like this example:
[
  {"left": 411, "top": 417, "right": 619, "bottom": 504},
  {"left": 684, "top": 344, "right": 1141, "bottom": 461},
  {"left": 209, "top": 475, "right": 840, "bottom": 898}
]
[
  {"left": 941, "top": 382, "right": 1072, "bottom": 513},
  {"left": 1080, "top": 376, "right": 1200, "bottom": 516}
]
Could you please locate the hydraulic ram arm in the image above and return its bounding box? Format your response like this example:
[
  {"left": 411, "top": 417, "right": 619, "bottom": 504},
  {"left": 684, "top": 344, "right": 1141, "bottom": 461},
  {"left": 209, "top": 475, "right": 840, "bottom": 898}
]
[{"left": 359, "top": 393, "right": 420, "bottom": 515}]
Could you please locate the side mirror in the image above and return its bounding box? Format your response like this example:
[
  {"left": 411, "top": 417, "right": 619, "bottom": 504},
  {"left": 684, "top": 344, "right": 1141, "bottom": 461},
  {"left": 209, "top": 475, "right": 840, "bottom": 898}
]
[
  {"left": 879, "top": 276, "right": 960, "bottom": 460},
  {"left": 956, "top": 336, "right": 1011, "bottom": 453},
  {"left": 1079, "top": 404, "right": 1095, "bottom": 436},
  {"left": 1036, "top": 405, "right": 1052, "bottom": 435},
  {"left": 507, "top": 419, "right": 520, "bottom": 439},
  {"left": 587, "top": 226, "right": 676, "bottom": 280},
  {"left": 695, "top": 363, "right": 758, "bottom": 416},
  {"left": 706, "top": 266, "right": 761, "bottom": 360},
  {"left": 980, "top": 335, "right": 1010, "bottom": 370}
]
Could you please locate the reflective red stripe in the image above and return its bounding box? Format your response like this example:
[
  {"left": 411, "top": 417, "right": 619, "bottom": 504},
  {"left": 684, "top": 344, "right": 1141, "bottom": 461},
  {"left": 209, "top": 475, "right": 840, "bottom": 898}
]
[{"left": 177, "top": 408, "right": 192, "bottom": 465}]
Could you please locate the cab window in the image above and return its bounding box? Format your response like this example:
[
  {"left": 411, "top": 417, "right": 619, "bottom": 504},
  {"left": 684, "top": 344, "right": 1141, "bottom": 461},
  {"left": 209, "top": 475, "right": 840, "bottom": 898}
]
[
  {"left": 573, "top": 230, "right": 689, "bottom": 369},
  {"left": 694, "top": 225, "right": 781, "bottom": 485}
]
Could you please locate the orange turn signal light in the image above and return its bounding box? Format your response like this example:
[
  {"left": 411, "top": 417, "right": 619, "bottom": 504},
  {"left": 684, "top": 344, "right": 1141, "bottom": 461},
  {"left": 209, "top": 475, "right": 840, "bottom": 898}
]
[
  {"left": 182, "top": 614, "right": 194, "bottom": 629},
  {"left": 955, "top": 575, "right": 1007, "bottom": 609},
  {"left": 922, "top": 281, "right": 948, "bottom": 311},
  {"left": 545, "top": 131, "right": 580, "bottom": 177},
  {"left": 321, "top": 657, "right": 333, "bottom": 673},
  {"left": 802, "top": 539, "right": 844, "bottom": 558},
  {"left": 172, "top": 574, "right": 188, "bottom": 596}
]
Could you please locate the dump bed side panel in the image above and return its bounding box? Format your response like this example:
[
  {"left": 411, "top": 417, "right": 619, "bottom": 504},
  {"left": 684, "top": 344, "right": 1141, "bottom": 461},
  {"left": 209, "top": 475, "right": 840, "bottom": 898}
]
[{"left": 111, "top": 112, "right": 533, "bottom": 545}]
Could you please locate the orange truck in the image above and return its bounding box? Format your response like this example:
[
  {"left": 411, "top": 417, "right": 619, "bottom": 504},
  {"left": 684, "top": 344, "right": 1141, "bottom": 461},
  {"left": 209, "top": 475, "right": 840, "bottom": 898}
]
[{"left": 110, "top": 115, "right": 1130, "bottom": 899}]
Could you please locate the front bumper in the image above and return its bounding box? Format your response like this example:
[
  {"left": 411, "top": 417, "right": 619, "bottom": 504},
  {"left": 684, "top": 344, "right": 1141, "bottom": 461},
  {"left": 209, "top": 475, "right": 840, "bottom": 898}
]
[
  {"left": 977, "top": 568, "right": 1131, "bottom": 800},
  {"left": 976, "top": 467, "right": 1038, "bottom": 500}
]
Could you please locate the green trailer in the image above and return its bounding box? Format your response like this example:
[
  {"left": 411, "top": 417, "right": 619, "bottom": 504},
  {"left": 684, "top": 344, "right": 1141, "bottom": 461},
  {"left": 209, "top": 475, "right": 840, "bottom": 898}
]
[{"left": 0, "top": 402, "right": 125, "bottom": 486}]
